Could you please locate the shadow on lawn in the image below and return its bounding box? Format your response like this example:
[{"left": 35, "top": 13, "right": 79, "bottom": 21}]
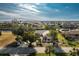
[
  {"left": 53, "top": 46, "right": 67, "bottom": 56},
  {"left": 5, "top": 42, "right": 19, "bottom": 48},
  {"left": 52, "top": 41, "right": 67, "bottom": 56}
]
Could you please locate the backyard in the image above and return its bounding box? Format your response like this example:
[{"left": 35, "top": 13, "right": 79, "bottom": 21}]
[{"left": 0, "top": 31, "right": 16, "bottom": 48}]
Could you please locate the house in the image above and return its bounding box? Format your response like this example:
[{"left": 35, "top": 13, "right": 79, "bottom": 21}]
[
  {"left": 35, "top": 30, "right": 53, "bottom": 43},
  {"left": 60, "top": 29, "right": 79, "bottom": 40},
  {"left": 43, "top": 36, "right": 52, "bottom": 43},
  {"left": 35, "top": 30, "right": 49, "bottom": 36}
]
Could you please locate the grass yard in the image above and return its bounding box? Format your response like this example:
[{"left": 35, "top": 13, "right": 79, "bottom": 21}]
[
  {"left": 57, "top": 31, "right": 79, "bottom": 47},
  {"left": 36, "top": 53, "right": 56, "bottom": 56},
  {"left": 0, "top": 31, "right": 16, "bottom": 48},
  {"left": 67, "top": 40, "right": 79, "bottom": 47},
  {"left": 56, "top": 32, "right": 69, "bottom": 47}
]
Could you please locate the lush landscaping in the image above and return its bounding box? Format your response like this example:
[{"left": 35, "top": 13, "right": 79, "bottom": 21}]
[
  {"left": 0, "top": 21, "right": 79, "bottom": 56},
  {"left": 56, "top": 32, "right": 69, "bottom": 47}
]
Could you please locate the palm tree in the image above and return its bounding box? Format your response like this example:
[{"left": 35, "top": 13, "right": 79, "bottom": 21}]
[{"left": 45, "top": 45, "right": 53, "bottom": 56}]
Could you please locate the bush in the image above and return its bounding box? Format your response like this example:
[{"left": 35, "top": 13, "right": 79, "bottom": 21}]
[
  {"left": 36, "top": 53, "right": 48, "bottom": 56},
  {"left": 0, "top": 31, "right": 1, "bottom": 36},
  {"left": 0, "top": 53, "right": 10, "bottom": 56},
  {"left": 54, "top": 52, "right": 68, "bottom": 56},
  {"left": 28, "top": 52, "right": 36, "bottom": 56}
]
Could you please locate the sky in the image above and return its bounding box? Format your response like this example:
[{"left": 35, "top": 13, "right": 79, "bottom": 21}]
[{"left": 0, "top": 3, "right": 79, "bottom": 21}]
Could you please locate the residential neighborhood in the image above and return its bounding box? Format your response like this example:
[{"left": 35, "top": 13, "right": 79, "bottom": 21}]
[
  {"left": 0, "top": 3, "right": 79, "bottom": 56},
  {"left": 0, "top": 20, "right": 79, "bottom": 56}
]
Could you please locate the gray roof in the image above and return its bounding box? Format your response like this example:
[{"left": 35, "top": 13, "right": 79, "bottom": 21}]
[
  {"left": 61, "top": 30, "right": 79, "bottom": 35},
  {"left": 35, "top": 30, "right": 49, "bottom": 34}
]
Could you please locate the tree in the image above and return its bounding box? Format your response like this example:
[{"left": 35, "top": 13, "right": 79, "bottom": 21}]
[
  {"left": 76, "top": 49, "right": 79, "bottom": 55},
  {"left": 12, "top": 25, "right": 25, "bottom": 36},
  {"left": 45, "top": 45, "right": 53, "bottom": 56},
  {"left": 69, "top": 48, "right": 78, "bottom": 56},
  {"left": 49, "top": 30, "right": 57, "bottom": 42},
  {"left": 27, "top": 24, "right": 33, "bottom": 31},
  {"left": 15, "top": 35, "right": 23, "bottom": 45},
  {"left": 22, "top": 31, "right": 40, "bottom": 47},
  {"left": 44, "top": 24, "right": 58, "bottom": 30},
  {"left": 44, "top": 24, "right": 49, "bottom": 30},
  {"left": 16, "top": 35, "right": 23, "bottom": 41}
]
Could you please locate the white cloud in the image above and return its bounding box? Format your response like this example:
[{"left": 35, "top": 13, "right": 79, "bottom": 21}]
[
  {"left": 35, "top": 3, "right": 41, "bottom": 5},
  {"left": 0, "top": 10, "right": 21, "bottom": 18},
  {"left": 18, "top": 3, "right": 40, "bottom": 13},
  {"left": 55, "top": 9, "right": 60, "bottom": 12},
  {"left": 15, "top": 3, "right": 57, "bottom": 21},
  {"left": 0, "top": 3, "right": 68, "bottom": 21},
  {"left": 16, "top": 3, "right": 54, "bottom": 21}
]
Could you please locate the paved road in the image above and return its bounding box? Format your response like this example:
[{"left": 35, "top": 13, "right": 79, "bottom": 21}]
[
  {"left": 0, "top": 46, "right": 79, "bottom": 56},
  {"left": 55, "top": 47, "right": 73, "bottom": 53},
  {"left": 0, "top": 47, "right": 45, "bottom": 55}
]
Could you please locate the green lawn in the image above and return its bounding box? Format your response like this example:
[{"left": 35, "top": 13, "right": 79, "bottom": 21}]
[
  {"left": 36, "top": 53, "right": 56, "bottom": 56},
  {"left": 35, "top": 53, "right": 69, "bottom": 56},
  {"left": 57, "top": 31, "right": 79, "bottom": 47},
  {"left": 56, "top": 31, "right": 69, "bottom": 47},
  {"left": 67, "top": 40, "right": 79, "bottom": 47}
]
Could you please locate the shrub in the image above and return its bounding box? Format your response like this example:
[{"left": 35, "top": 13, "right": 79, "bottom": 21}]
[
  {"left": 54, "top": 52, "right": 68, "bottom": 56},
  {"left": 0, "top": 31, "right": 1, "bottom": 36}
]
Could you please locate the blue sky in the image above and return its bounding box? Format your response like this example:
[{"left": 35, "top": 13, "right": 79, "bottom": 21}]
[{"left": 0, "top": 3, "right": 79, "bottom": 21}]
